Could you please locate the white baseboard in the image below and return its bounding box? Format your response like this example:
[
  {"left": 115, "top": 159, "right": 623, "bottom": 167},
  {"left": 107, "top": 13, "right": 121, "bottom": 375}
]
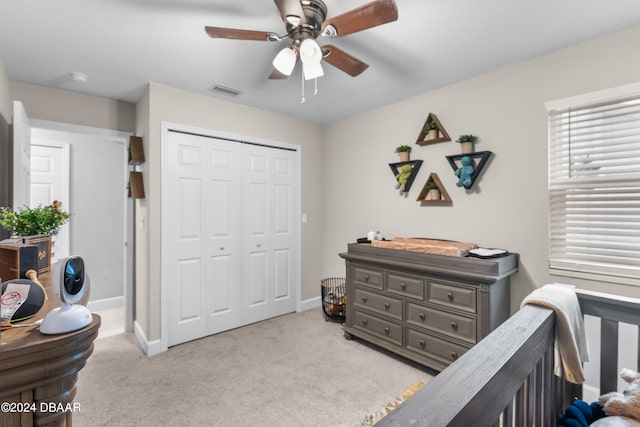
[
  {"left": 299, "top": 296, "right": 321, "bottom": 312},
  {"left": 134, "top": 320, "right": 164, "bottom": 357},
  {"left": 88, "top": 296, "right": 124, "bottom": 312}
]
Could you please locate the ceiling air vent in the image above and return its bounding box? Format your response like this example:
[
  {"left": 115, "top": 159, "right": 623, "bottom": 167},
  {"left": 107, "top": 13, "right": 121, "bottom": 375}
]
[{"left": 208, "top": 84, "right": 242, "bottom": 97}]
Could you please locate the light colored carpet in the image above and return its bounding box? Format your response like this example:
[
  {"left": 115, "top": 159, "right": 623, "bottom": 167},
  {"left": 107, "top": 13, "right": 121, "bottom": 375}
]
[{"left": 74, "top": 308, "right": 433, "bottom": 426}]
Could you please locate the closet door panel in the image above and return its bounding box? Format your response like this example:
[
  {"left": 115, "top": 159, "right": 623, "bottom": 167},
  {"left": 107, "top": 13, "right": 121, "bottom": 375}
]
[
  {"left": 271, "top": 152, "right": 296, "bottom": 304},
  {"left": 244, "top": 146, "right": 272, "bottom": 319},
  {"left": 167, "top": 136, "right": 207, "bottom": 345},
  {"left": 274, "top": 248, "right": 291, "bottom": 300},
  {"left": 206, "top": 141, "right": 243, "bottom": 335}
]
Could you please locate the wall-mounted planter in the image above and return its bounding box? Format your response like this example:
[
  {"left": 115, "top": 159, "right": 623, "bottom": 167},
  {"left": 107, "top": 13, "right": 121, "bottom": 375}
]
[
  {"left": 416, "top": 113, "right": 451, "bottom": 146},
  {"left": 128, "top": 136, "right": 145, "bottom": 165},
  {"left": 389, "top": 160, "right": 423, "bottom": 194},
  {"left": 129, "top": 171, "right": 145, "bottom": 199},
  {"left": 416, "top": 173, "right": 452, "bottom": 205},
  {"left": 445, "top": 151, "right": 493, "bottom": 190}
]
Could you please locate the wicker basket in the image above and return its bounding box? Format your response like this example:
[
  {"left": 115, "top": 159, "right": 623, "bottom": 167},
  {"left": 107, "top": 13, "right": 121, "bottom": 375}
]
[{"left": 321, "top": 277, "right": 346, "bottom": 320}]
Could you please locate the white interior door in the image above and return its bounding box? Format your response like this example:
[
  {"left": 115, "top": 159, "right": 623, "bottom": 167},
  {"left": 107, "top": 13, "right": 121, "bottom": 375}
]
[
  {"left": 30, "top": 143, "right": 71, "bottom": 261},
  {"left": 243, "top": 144, "right": 297, "bottom": 324},
  {"left": 165, "top": 129, "right": 299, "bottom": 347},
  {"left": 12, "top": 101, "right": 31, "bottom": 209}
]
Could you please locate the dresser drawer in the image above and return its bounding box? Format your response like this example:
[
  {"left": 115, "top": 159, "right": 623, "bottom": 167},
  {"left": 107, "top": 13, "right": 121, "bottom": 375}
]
[
  {"left": 353, "top": 287, "right": 402, "bottom": 320},
  {"left": 428, "top": 280, "right": 476, "bottom": 313},
  {"left": 407, "top": 303, "right": 477, "bottom": 344},
  {"left": 406, "top": 328, "right": 470, "bottom": 365},
  {"left": 353, "top": 310, "right": 403, "bottom": 346},
  {"left": 352, "top": 266, "right": 384, "bottom": 290},
  {"left": 386, "top": 272, "right": 424, "bottom": 300}
]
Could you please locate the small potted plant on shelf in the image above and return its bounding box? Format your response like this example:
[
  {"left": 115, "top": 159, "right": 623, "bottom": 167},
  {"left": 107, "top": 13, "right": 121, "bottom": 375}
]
[
  {"left": 456, "top": 134, "right": 477, "bottom": 154},
  {"left": 423, "top": 121, "right": 439, "bottom": 140},
  {"left": 425, "top": 181, "right": 441, "bottom": 200},
  {"left": 395, "top": 144, "right": 412, "bottom": 162}
]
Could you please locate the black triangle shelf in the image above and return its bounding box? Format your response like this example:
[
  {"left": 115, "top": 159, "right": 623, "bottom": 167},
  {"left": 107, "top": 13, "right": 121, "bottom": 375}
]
[
  {"left": 416, "top": 113, "right": 451, "bottom": 146},
  {"left": 389, "top": 160, "right": 423, "bottom": 193},
  {"left": 445, "top": 151, "right": 492, "bottom": 190},
  {"left": 416, "top": 173, "right": 452, "bottom": 205}
]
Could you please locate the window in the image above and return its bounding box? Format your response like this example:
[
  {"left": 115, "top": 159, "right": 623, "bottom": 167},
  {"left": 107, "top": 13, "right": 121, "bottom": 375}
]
[{"left": 546, "top": 83, "right": 640, "bottom": 283}]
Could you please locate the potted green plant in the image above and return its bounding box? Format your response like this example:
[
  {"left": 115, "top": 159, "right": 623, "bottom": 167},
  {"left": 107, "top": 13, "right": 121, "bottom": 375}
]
[
  {"left": 423, "top": 121, "right": 439, "bottom": 140},
  {"left": 395, "top": 144, "right": 412, "bottom": 162},
  {"left": 0, "top": 201, "right": 70, "bottom": 272},
  {"left": 425, "top": 181, "right": 440, "bottom": 200},
  {"left": 456, "top": 134, "right": 477, "bottom": 154}
]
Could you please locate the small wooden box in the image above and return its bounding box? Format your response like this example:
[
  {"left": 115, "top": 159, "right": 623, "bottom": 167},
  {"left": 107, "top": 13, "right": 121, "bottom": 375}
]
[
  {"left": 0, "top": 243, "right": 39, "bottom": 280},
  {"left": 21, "top": 235, "right": 51, "bottom": 274}
]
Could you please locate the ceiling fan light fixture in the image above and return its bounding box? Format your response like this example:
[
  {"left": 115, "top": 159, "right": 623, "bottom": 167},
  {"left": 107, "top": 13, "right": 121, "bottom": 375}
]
[
  {"left": 299, "top": 38, "right": 322, "bottom": 64},
  {"left": 302, "top": 61, "right": 324, "bottom": 80},
  {"left": 273, "top": 46, "right": 297, "bottom": 76}
]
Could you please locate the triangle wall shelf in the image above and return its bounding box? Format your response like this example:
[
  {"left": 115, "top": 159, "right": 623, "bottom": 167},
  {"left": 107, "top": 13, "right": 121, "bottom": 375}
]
[
  {"left": 416, "top": 113, "right": 451, "bottom": 146},
  {"left": 445, "top": 151, "right": 493, "bottom": 190},
  {"left": 389, "top": 160, "right": 423, "bottom": 194},
  {"left": 416, "top": 173, "right": 452, "bottom": 205}
]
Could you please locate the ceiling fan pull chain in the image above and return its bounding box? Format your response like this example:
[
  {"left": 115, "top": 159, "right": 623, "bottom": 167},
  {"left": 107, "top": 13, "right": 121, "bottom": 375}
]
[
  {"left": 314, "top": 78, "right": 318, "bottom": 95},
  {"left": 301, "top": 68, "right": 306, "bottom": 104}
]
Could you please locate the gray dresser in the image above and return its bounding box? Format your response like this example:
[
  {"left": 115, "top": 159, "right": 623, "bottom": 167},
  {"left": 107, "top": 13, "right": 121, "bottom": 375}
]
[{"left": 339, "top": 243, "right": 519, "bottom": 372}]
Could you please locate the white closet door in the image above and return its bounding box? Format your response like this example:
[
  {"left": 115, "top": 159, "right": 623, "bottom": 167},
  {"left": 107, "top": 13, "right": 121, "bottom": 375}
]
[
  {"left": 166, "top": 133, "right": 208, "bottom": 345},
  {"left": 205, "top": 138, "right": 244, "bottom": 336},
  {"left": 243, "top": 144, "right": 297, "bottom": 324},
  {"left": 166, "top": 130, "right": 298, "bottom": 347}
]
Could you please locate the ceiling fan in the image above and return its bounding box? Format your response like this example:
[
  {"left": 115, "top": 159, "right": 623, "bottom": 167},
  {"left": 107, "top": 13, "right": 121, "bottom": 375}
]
[{"left": 204, "top": 0, "right": 398, "bottom": 81}]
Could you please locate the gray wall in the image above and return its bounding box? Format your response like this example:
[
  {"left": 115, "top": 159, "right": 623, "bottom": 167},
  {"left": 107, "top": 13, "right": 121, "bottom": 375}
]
[
  {"left": 10, "top": 81, "right": 135, "bottom": 133},
  {"left": 322, "top": 25, "right": 640, "bottom": 309}
]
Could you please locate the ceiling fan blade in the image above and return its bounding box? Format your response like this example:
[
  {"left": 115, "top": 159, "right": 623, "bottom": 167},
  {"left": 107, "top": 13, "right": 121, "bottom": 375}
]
[
  {"left": 269, "top": 69, "right": 290, "bottom": 80},
  {"left": 273, "top": 0, "right": 306, "bottom": 26},
  {"left": 205, "top": 26, "right": 274, "bottom": 41},
  {"left": 322, "top": 45, "right": 369, "bottom": 77},
  {"left": 322, "top": 0, "right": 398, "bottom": 37}
]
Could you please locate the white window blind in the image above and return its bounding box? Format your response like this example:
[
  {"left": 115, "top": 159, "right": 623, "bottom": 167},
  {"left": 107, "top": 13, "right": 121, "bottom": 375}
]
[{"left": 547, "top": 89, "right": 640, "bottom": 280}]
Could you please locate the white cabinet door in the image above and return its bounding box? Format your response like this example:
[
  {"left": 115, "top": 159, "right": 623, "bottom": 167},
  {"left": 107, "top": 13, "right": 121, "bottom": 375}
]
[{"left": 165, "top": 130, "right": 298, "bottom": 347}]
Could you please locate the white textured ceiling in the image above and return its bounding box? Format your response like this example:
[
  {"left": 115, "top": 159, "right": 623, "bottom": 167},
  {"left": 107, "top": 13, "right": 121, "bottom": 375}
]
[{"left": 1, "top": 0, "right": 640, "bottom": 124}]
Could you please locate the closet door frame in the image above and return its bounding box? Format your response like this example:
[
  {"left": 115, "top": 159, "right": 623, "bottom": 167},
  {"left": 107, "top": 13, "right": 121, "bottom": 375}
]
[{"left": 159, "top": 121, "right": 302, "bottom": 352}]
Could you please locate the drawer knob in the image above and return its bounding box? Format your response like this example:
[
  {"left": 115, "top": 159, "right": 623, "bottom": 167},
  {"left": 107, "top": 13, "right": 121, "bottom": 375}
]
[
  {"left": 364, "top": 274, "right": 370, "bottom": 281},
  {"left": 450, "top": 351, "right": 458, "bottom": 360},
  {"left": 400, "top": 282, "right": 407, "bottom": 290},
  {"left": 450, "top": 321, "right": 458, "bottom": 331},
  {"left": 419, "top": 340, "right": 425, "bottom": 348},
  {"left": 447, "top": 292, "right": 454, "bottom": 301},
  {"left": 419, "top": 313, "right": 426, "bottom": 321},
  {"left": 362, "top": 319, "right": 368, "bottom": 326},
  {"left": 384, "top": 327, "right": 390, "bottom": 335},
  {"left": 384, "top": 302, "right": 390, "bottom": 310},
  {"left": 362, "top": 296, "right": 368, "bottom": 303}
]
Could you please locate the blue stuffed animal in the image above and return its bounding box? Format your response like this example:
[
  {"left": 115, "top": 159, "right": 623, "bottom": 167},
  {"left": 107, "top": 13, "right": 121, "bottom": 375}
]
[
  {"left": 454, "top": 156, "right": 474, "bottom": 188},
  {"left": 557, "top": 399, "right": 607, "bottom": 427}
]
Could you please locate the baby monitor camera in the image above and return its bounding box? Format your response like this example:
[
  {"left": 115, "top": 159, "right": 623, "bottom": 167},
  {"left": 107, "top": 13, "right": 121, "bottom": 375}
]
[{"left": 40, "top": 256, "right": 92, "bottom": 334}]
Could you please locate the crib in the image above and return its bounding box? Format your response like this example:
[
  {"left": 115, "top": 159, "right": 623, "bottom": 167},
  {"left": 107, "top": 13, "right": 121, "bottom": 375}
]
[{"left": 377, "top": 289, "right": 640, "bottom": 427}]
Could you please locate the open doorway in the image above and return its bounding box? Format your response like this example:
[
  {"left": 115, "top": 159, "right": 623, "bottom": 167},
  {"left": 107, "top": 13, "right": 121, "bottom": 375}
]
[{"left": 29, "top": 119, "right": 133, "bottom": 336}]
